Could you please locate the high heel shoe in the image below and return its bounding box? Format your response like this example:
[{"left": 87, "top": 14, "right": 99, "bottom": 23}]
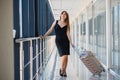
[
  {"left": 59, "top": 69, "right": 63, "bottom": 76},
  {"left": 63, "top": 72, "right": 67, "bottom": 77}
]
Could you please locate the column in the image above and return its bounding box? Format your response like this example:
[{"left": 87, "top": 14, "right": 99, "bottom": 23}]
[
  {"left": 106, "top": 0, "right": 112, "bottom": 69},
  {"left": 106, "top": 0, "right": 112, "bottom": 80},
  {"left": 86, "top": 8, "right": 89, "bottom": 50}
]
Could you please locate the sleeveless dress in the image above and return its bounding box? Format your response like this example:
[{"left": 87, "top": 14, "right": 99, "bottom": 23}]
[{"left": 55, "top": 20, "right": 70, "bottom": 57}]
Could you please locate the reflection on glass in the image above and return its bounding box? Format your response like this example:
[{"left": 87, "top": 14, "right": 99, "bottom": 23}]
[
  {"left": 93, "top": 0, "right": 106, "bottom": 65},
  {"left": 88, "top": 5, "right": 94, "bottom": 52},
  {"left": 89, "top": 18, "right": 93, "bottom": 50},
  {"left": 112, "top": 4, "right": 120, "bottom": 75}
]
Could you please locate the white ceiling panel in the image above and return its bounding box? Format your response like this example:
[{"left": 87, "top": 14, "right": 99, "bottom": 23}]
[{"left": 50, "top": 0, "right": 92, "bottom": 22}]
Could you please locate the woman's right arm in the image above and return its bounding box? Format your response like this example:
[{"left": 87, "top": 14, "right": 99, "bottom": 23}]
[{"left": 43, "top": 20, "right": 57, "bottom": 38}]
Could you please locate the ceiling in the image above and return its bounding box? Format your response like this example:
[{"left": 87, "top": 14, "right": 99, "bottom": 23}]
[{"left": 50, "top": 0, "right": 92, "bottom": 22}]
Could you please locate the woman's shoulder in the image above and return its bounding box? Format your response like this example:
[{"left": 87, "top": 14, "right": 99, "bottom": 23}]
[
  {"left": 54, "top": 20, "right": 59, "bottom": 24},
  {"left": 53, "top": 20, "right": 58, "bottom": 23},
  {"left": 52, "top": 20, "right": 59, "bottom": 26},
  {"left": 55, "top": 20, "right": 59, "bottom": 22}
]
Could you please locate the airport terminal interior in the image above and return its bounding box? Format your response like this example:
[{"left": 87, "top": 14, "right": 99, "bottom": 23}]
[{"left": 0, "top": 0, "right": 120, "bottom": 80}]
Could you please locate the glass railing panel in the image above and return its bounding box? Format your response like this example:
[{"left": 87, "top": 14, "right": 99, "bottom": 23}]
[{"left": 111, "top": 0, "right": 120, "bottom": 75}]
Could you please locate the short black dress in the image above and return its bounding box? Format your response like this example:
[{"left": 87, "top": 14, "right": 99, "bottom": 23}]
[{"left": 55, "top": 20, "right": 70, "bottom": 57}]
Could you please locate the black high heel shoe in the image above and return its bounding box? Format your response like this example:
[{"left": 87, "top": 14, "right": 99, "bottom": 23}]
[
  {"left": 63, "top": 72, "right": 67, "bottom": 77},
  {"left": 59, "top": 69, "right": 63, "bottom": 76}
]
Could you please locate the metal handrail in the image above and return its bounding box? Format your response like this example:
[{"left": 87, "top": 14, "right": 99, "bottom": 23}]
[
  {"left": 16, "top": 36, "right": 55, "bottom": 80},
  {"left": 16, "top": 37, "right": 39, "bottom": 43}
]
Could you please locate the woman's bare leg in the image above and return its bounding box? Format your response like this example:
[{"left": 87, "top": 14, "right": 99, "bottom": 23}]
[{"left": 61, "top": 55, "right": 68, "bottom": 74}]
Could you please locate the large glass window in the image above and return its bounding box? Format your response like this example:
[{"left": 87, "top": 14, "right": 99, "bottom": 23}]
[
  {"left": 93, "top": 0, "right": 106, "bottom": 65},
  {"left": 81, "top": 14, "right": 86, "bottom": 48},
  {"left": 88, "top": 5, "right": 93, "bottom": 50},
  {"left": 112, "top": 0, "right": 120, "bottom": 75},
  {"left": 79, "top": 14, "right": 86, "bottom": 48},
  {"left": 76, "top": 18, "right": 79, "bottom": 47},
  {"left": 79, "top": 15, "right": 84, "bottom": 48}
]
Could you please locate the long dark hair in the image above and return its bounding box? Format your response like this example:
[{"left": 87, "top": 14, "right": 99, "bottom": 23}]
[{"left": 60, "top": 11, "right": 70, "bottom": 31}]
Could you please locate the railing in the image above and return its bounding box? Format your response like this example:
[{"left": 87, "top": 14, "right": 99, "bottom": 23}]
[{"left": 16, "top": 36, "right": 56, "bottom": 80}]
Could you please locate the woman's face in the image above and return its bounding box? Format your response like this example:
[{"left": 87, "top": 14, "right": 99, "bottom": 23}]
[{"left": 60, "top": 12, "right": 67, "bottom": 20}]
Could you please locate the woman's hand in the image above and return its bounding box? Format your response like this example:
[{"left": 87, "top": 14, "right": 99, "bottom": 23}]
[{"left": 40, "top": 35, "right": 45, "bottom": 39}]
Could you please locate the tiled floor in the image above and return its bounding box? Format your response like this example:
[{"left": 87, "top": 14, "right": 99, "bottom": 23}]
[
  {"left": 53, "top": 55, "right": 80, "bottom": 80},
  {"left": 52, "top": 54, "right": 120, "bottom": 80},
  {"left": 39, "top": 51, "right": 120, "bottom": 80}
]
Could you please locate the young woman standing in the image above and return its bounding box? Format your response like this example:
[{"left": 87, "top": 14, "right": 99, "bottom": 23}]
[{"left": 41, "top": 11, "right": 74, "bottom": 77}]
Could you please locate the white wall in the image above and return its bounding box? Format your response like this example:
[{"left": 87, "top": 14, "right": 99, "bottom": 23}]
[{"left": 0, "top": 0, "right": 14, "bottom": 80}]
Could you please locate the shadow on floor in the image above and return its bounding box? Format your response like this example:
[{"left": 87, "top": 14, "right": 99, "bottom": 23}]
[
  {"left": 89, "top": 75, "right": 102, "bottom": 80},
  {"left": 58, "top": 77, "right": 67, "bottom": 80}
]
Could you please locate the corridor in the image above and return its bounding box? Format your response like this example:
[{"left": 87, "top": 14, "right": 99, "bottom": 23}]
[{"left": 0, "top": 0, "right": 120, "bottom": 80}]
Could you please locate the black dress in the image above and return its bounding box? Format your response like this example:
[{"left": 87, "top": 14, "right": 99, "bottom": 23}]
[{"left": 55, "top": 20, "right": 70, "bottom": 57}]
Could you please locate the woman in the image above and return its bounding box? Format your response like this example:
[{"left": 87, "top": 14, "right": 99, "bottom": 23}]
[{"left": 41, "top": 11, "right": 74, "bottom": 77}]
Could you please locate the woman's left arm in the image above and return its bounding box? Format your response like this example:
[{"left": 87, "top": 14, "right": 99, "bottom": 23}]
[{"left": 67, "top": 30, "right": 74, "bottom": 47}]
